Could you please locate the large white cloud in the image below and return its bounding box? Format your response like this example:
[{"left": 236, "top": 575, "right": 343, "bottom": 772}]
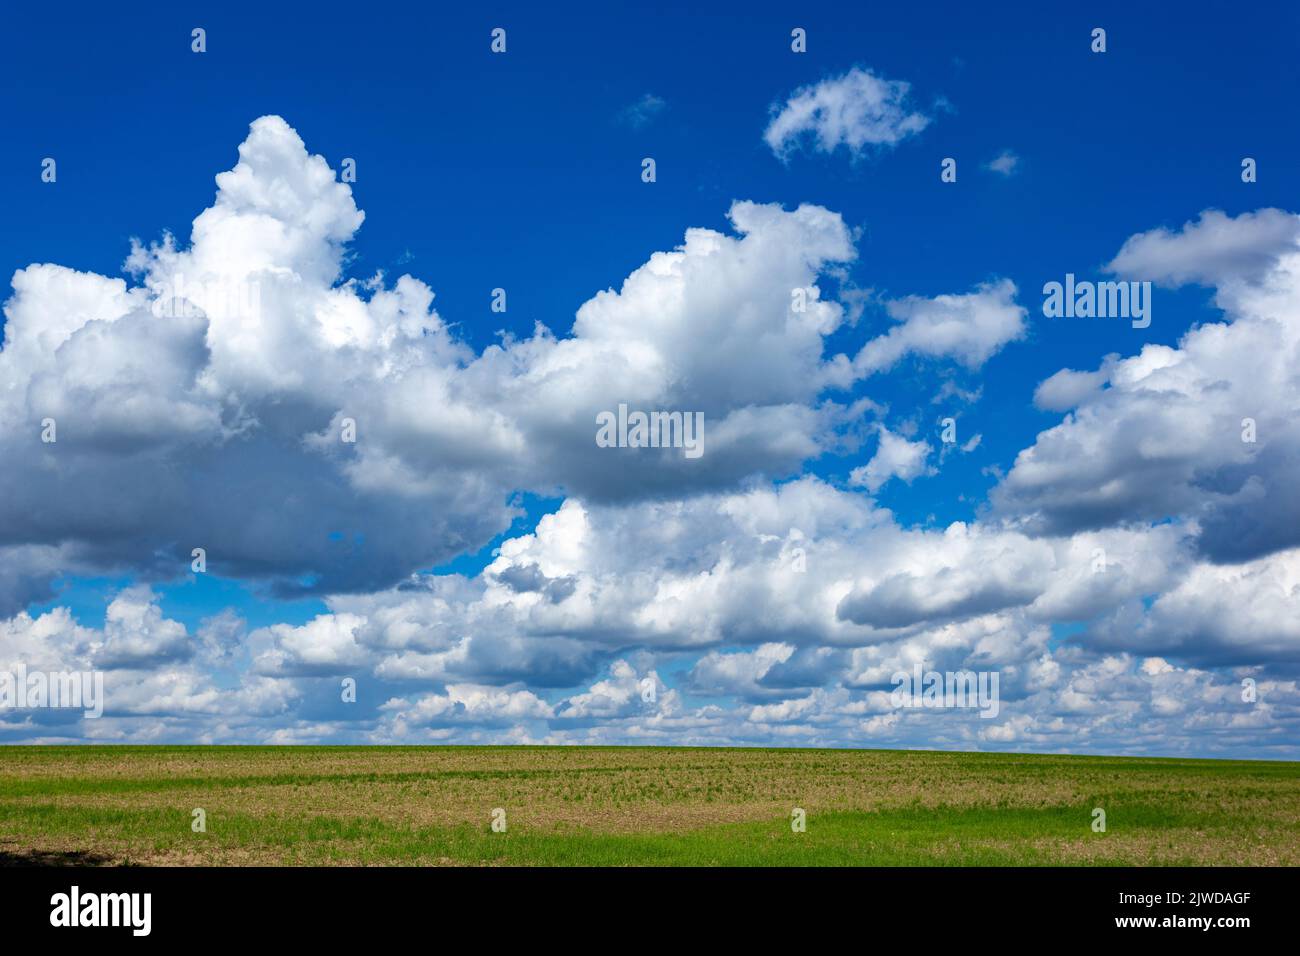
[
  {"left": 1107, "top": 208, "right": 1300, "bottom": 288},
  {"left": 2, "top": 118, "right": 1296, "bottom": 757},
  {"left": 0, "top": 116, "right": 1027, "bottom": 610},
  {"left": 994, "top": 209, "right": 1300, "bottom": 563}
]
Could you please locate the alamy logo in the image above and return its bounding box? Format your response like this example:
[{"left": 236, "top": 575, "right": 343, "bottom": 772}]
[
  {"left": 0, "top": 665, "right": 103, "bottom": 718},
  {"left": 595, "top": 404, "right": 704, "bottom": 458},
  {"left": 890, "top": 662, "right": 1000, "bottom": 719},
  {"left": 1042, "top": 273, "right": 1151, "bottom": 329},
  {"left": 50, "top": 886, "right": 151, "bottom": 936}
]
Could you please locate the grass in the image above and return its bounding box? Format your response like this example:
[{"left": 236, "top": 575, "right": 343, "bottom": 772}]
[{"left": 0, "top": 745, "right": 1296, "bottom": 865}]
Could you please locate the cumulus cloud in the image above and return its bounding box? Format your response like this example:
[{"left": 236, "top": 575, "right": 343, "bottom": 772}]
[
  {"left": 1107, "top": 208, "right": 1300, "bottom": 288},
  {"left": 1085, "top": 551, "right": 1300, "bottom": 666},
  {"left": 764, "top": 67, "right": 931, "bottom": 159},
  {"left": 202, "top": 480, "right": 1234, "bottom": 690},
  {"left": 0, "top": 120, "right": 846, "bottom": 600},
  {"left": 557, "top": 660, "right": 675, "bottom": 720},
  {"left": 0, "top": 116, "right": 1032, "bottom": 609},
  {"left": 1, "top": 478, "right": 1294, "bottom": 753},
  {"left": 849, "top": 426, "right": 934, "bottom": 492},
  {"left": 854, "top": 279, "right": 1027, "bottom": 374},
  {"left": 1, "top": 118, "right": 511, "bottom": 600},
  {"left": 379, "top": 684, "right": 553, "bottom": 732},
  {"left": 3, "top": 118, "right": 1298, "bottom": 757},
  {"left": 688, "top": 643, "right": 796, "bottom": 699},
  {"left": 994, "top": 210, "right": 1300, "bottom": 563},
  {"left": 95, "top": 587, "right": 193, "bottom": 669},
  {"left": 0, "top": 590, "right": 300, "bottom": 741}
]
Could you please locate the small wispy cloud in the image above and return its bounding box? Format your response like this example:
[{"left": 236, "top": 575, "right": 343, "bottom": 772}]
[
  {"left": 985, "top": 150, "right": 1020, "bottom": 176},
  {"left": 764, "top": 67, "right": 931, "bottom": 160},
  {"left": 617, "top": 93, "right": 667, "bottom": 129}
]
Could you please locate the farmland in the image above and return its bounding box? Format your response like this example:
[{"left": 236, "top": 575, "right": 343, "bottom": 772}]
[{"left": 0, "top": 746, "right": 1296, "bottom": 866}]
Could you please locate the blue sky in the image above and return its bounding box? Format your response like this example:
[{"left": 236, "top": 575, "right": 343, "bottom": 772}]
[{"left": 2, "top": 1, "right": 1298, "bottom": 755}]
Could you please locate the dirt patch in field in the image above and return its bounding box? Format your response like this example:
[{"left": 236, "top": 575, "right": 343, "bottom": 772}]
[{"left": 0, "top": 845, "right": 120, "bottom": 866}]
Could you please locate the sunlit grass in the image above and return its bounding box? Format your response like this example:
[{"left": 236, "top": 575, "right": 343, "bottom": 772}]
[{"left": 0, "top": 746, "right": 1295, "bottom": 865}]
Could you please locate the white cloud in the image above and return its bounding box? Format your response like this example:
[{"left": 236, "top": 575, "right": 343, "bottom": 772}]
[
  {"left": 3, "top": 118, "right": 1298, "bottom": 757},
  {"left": 375, "top": 685, "right": 554, "bottom": 738},
  {"left": 1107, "top": 208, "right": 1300, "bottom": 288},
  {"left": 95, "top": 587, "right": 193, "bottom": 669},
  {"left": 1, "top": 116, "right": 1034, "bottom": 610},
  {"left": 849, "top": 426, "right": 934, "bottom": 492},
  {"left": 854, "top": 279, "right": 1027, "bottom": 374},
  {"left": 688, "top": 643, "right": 796, "bottom": 698},
  {"left": 1087, "top": 550, "right": 1300, "bottom": 664},
  {"left": 0, "top": 119, "right": 860, "bottom": 599},
  {"left": 2, "top": 480, "right": 1295, "bottom": 754},
  {"left": 1032, "top": 357, "right": 1118, "bottom": 412},
  {"left": 0, "top": 591, "right": 301, "bottom": 738},
  {"left": 984, "top": 150, "right": 1019, "bottom": 176},
  {"left": 764, "top": 67, "right": 931, "bottom": 159},
  {"left": 995, "top": 210, "right": 1300, "bottom": 563},
  {"left": 252, "top": 613, "right": 369, "bottom": 676}
]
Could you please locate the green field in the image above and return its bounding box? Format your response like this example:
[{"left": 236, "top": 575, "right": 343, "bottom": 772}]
[{"left": 1, "top": 746, "right": 1296, "bottom": 866}]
